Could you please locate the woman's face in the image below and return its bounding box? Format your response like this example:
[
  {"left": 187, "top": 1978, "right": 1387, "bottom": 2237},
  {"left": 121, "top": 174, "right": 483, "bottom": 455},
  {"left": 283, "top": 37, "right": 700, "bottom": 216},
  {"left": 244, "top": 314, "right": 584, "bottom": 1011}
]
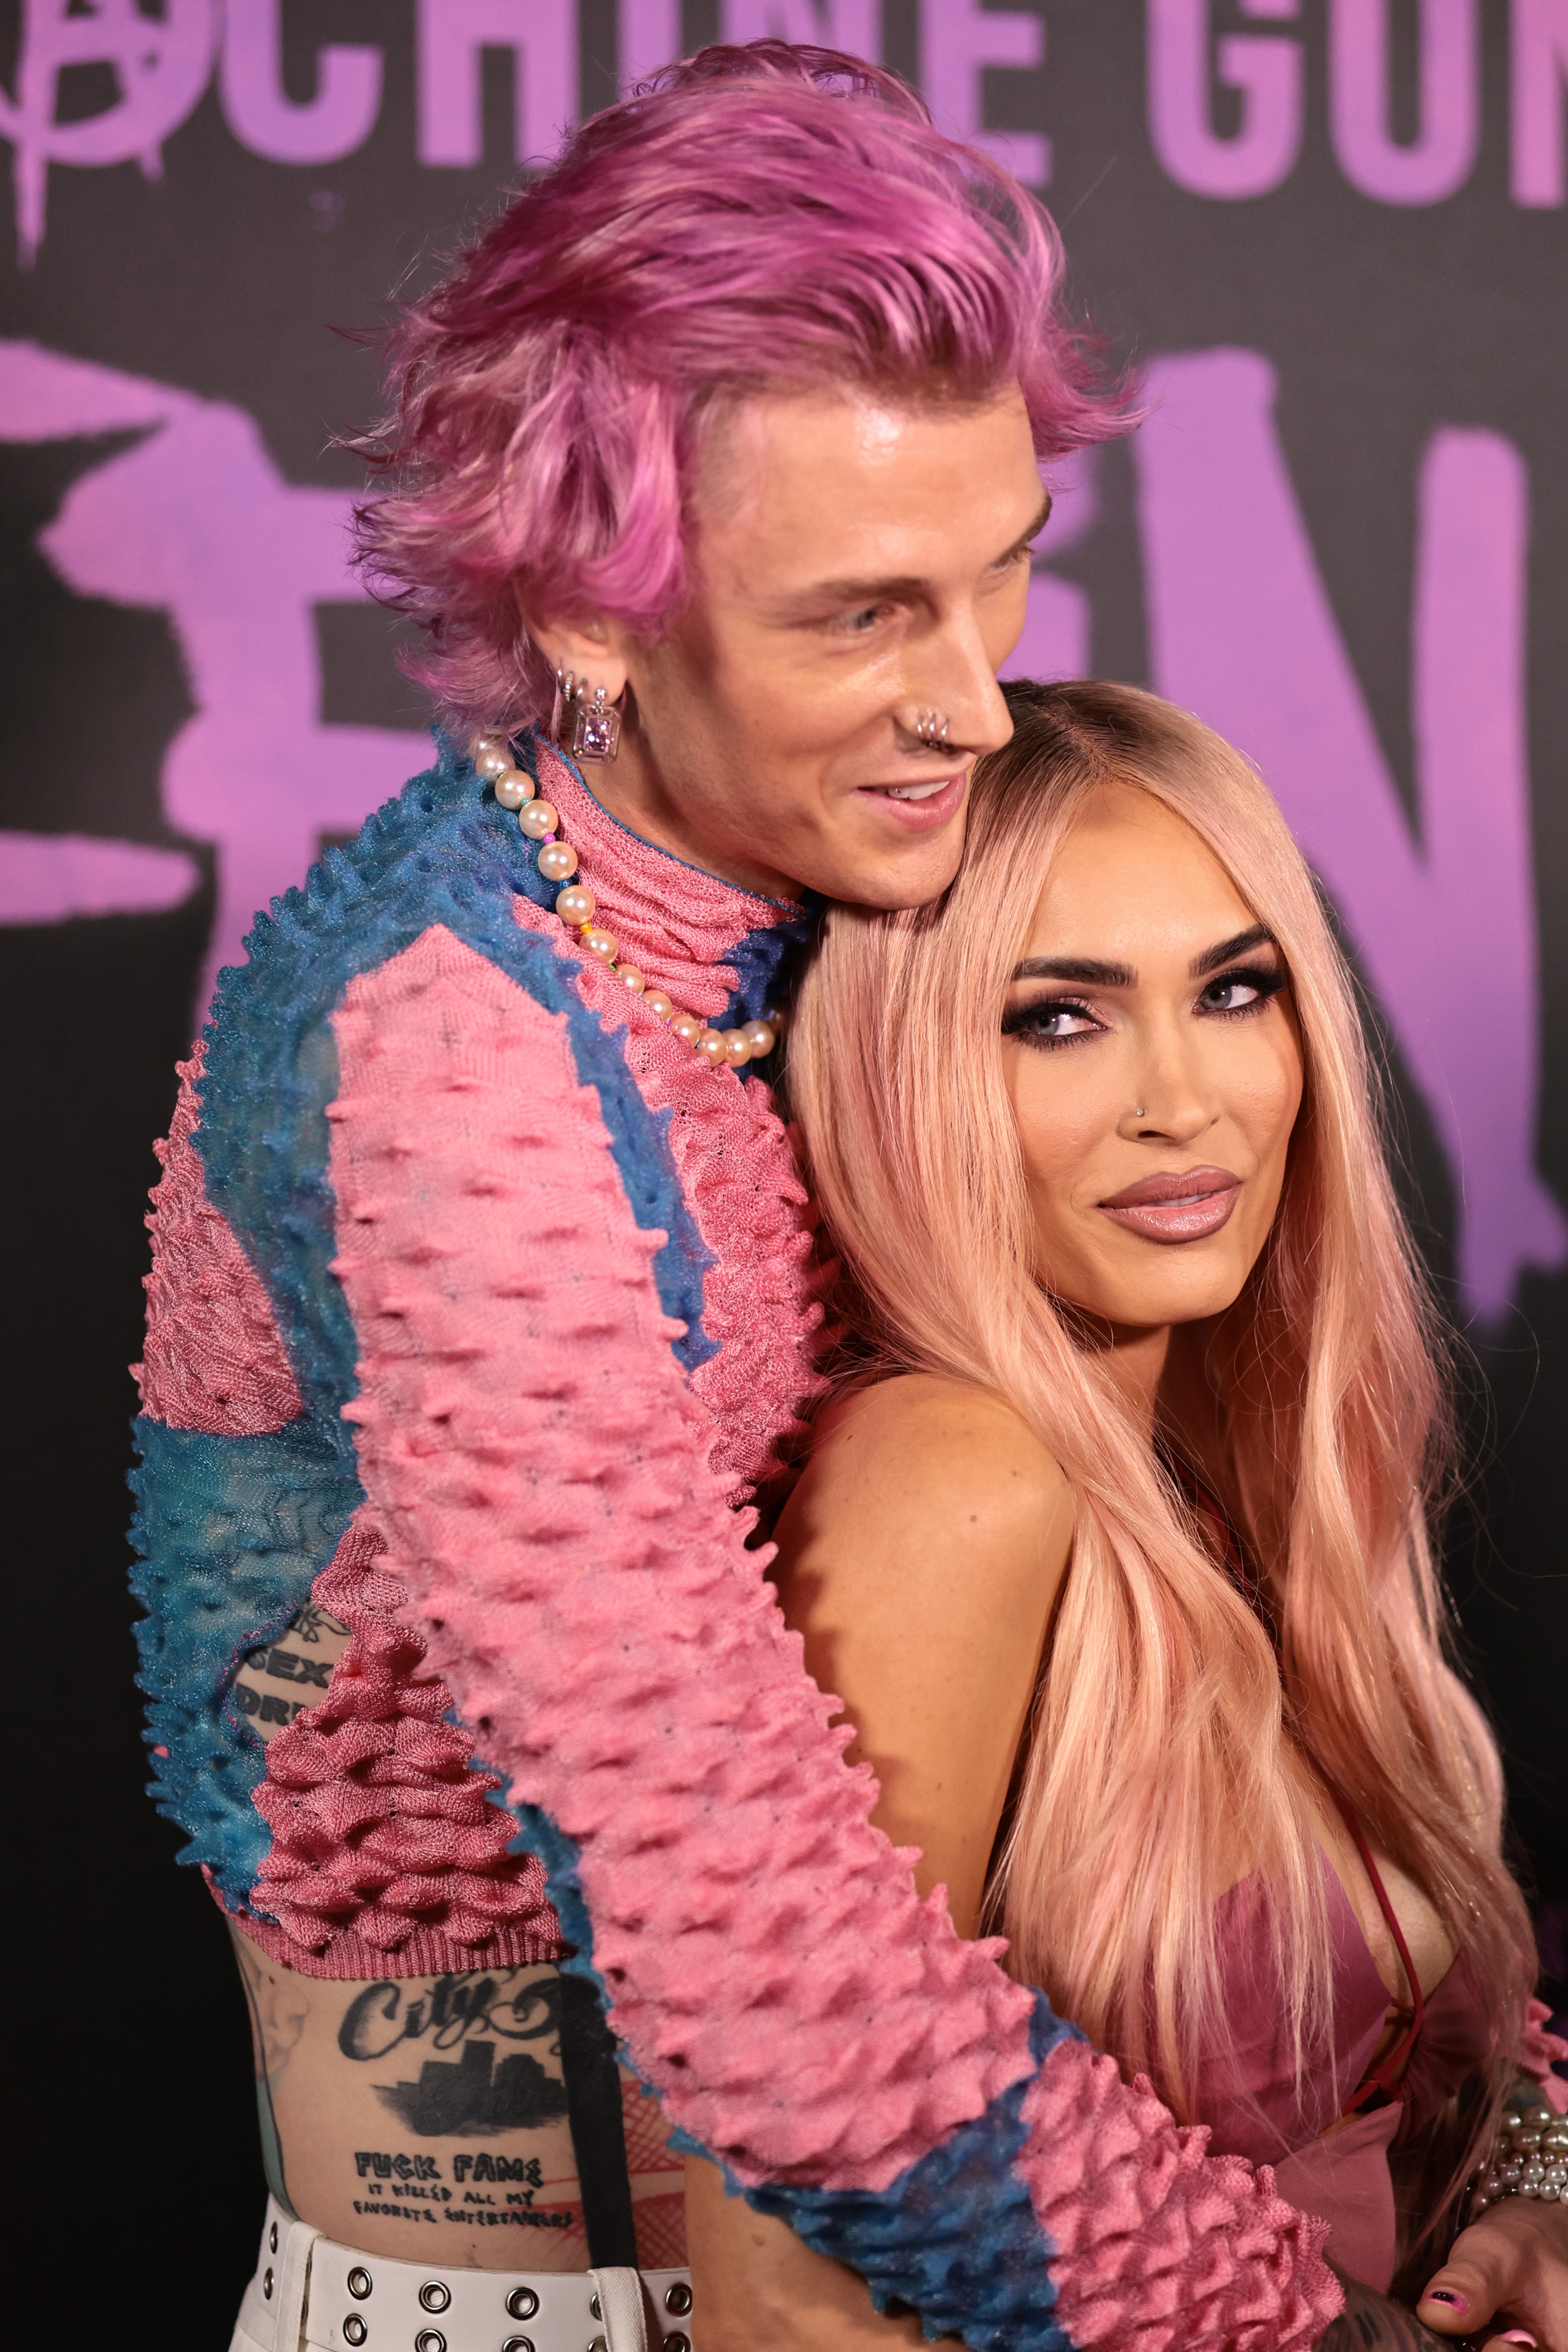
[{"left": 1001, "top": 782, "right": 1305, "bottom": 1333}]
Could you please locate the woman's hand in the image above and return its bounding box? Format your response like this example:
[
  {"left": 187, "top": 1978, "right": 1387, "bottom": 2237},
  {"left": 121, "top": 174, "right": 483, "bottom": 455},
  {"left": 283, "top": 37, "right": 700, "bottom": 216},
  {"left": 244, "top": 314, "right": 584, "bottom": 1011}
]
[{"left": 1415, "top": 2197, "right": 1568, "bottom": 2349}]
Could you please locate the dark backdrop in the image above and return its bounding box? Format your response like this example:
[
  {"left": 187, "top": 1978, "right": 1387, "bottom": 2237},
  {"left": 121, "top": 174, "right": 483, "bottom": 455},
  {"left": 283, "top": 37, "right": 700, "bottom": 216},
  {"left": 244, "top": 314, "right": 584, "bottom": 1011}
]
[{"left": 3, "top": 3, "right": 1562, "bottom": 2340}]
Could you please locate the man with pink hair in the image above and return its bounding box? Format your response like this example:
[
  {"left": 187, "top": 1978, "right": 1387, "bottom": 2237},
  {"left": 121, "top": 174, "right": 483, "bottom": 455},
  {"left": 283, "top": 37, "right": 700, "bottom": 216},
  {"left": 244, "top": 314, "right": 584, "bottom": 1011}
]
[{"left": 130, "top": 43, "right": 1343, "bottom": 2352}]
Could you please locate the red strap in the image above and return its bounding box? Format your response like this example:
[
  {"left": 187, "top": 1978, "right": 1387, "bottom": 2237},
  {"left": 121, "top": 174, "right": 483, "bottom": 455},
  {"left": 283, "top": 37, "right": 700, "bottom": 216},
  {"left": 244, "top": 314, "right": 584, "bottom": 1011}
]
[{"left": 1334, "top": 1794, "right": 1426, "bottom": 2116}]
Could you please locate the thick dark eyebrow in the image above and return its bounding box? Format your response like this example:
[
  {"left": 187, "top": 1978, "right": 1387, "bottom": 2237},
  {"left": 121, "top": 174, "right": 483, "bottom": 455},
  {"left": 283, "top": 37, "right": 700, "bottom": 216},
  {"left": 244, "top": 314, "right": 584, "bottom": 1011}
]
[
  {"left": 1010, "top": 955, "right": 1135, "bottom": 987},
  {"left": 787, "top": 494, "right": 1054, "bottom": 614},
  {"left": 1009, "top": 927, "right": 1276, "bottom": 990},
  {"left": 1190, "top": 925, "right": 1275, "bottom": 977},
  {"left": 1007, "top": 491, "right": 1054, "bottom": 559}
]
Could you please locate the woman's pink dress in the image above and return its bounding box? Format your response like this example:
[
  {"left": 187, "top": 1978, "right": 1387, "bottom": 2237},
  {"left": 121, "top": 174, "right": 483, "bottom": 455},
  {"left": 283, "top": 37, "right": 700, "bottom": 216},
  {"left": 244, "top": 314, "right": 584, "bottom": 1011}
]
[{"left": 1201, "top": 1854, "right": 1496, "bottom": 2289}]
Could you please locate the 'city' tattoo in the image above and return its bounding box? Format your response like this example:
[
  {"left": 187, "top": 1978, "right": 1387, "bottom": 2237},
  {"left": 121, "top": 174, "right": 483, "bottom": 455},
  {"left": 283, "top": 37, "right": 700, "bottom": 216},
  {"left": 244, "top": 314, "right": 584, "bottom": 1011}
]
[
  {"left": 339, "top": 1973, "right": 571, "bottom": 2136},
  {"left": 376, "top": 2036, "right": 569, "bottom": 2134}
]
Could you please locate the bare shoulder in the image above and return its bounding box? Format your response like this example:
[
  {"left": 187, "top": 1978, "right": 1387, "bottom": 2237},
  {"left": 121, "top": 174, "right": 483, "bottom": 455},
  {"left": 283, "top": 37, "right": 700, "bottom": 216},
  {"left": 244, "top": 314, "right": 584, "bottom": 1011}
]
[
  {"left": 782, "top": 1374, "right": 1073, "bottom": 1569},
  {"left": 813, "top": 1372, "right": 1069, "bottom": 1498},
  {"left": 776, "top": 1377, "right": 1075, "bottom": 1931}
]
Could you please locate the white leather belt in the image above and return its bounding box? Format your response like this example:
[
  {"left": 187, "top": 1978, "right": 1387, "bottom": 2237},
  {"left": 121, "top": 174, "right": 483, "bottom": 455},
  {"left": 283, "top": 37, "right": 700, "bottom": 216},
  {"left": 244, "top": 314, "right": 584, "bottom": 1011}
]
[{"left": 230, "top": 2198, "right": 696, "bottom": 2352}]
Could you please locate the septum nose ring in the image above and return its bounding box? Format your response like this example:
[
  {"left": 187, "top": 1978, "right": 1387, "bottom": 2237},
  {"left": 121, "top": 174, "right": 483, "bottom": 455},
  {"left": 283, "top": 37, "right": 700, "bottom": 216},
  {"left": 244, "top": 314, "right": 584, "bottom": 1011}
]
[{"left": 914, "top": 709, "right": 951, "bottom": 749}]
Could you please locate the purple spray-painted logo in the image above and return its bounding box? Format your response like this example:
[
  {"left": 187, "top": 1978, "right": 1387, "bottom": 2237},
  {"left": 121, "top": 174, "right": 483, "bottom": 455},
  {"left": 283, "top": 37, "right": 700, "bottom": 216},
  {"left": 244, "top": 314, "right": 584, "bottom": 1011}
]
[
  {"left": 0, "top": 340, "right": 430, "bottom": 1016},
  {"left": 1135, "top": 348, "right": 1562, "bottom": 1320},
  {"left": 5, "top": 0, "right": 1557, "bottom": 269}
]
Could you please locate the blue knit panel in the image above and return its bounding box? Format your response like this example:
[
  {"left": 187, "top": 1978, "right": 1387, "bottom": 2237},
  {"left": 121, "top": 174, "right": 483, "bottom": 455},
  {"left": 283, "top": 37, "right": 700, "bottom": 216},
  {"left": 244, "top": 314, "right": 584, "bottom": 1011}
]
[
  {"left": 715, "top": 898, "right": 818, "bottom": 1033},
  {"left": 743, "top": 1995, "right": 1079, "bottom": 2351},
  {"left": 128, "top": 1413, "right": 362, "bottom": 1906},
  {"left": 540, "top": 736, "right": 816, "bottom": 1035},
  {"left": 491, "top": 1773, "right": 1078, "bottom": 2352},
  {"left": 193, "top": 732, "right": 717, "bottom": 1428}
]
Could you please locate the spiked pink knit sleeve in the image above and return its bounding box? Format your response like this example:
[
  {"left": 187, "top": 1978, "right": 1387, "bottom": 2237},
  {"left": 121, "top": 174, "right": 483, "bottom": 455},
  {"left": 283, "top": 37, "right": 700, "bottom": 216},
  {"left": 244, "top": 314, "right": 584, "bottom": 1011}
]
[
  {"left": 135, "top": 1048, "right": 302, "bottom": 1435},
  {"left": 322, "top": 921, "right": 1342, "bottom": 2351}
]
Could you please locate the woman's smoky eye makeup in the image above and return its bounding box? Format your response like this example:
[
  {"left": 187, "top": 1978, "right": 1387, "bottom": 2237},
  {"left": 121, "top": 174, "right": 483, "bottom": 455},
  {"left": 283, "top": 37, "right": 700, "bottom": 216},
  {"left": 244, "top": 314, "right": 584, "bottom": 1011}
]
[
  {"left": 1194, "top": 962, "right": 1288, "bottom": 1018},
  {"left": 1000, "top": 957, "right": 1289, "bottom": 1050}
]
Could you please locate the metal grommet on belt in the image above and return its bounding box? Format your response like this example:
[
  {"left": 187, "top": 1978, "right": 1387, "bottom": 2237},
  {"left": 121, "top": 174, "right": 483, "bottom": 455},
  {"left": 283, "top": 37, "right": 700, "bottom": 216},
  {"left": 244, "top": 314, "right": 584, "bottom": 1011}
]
[
  {"left": 347, "top": 2268, "right": 373, "bottom": 2300},
  {"left": 262, "top": 2268, "right": 274, "bottom": 2301},
  {"left": 589, "top": 2336, "right": 608, "bottom": 2351},
  {"left": 342, "top": 2318, "right": 367, "bottom": 2347},
  {"left": 269, "top": 2221, "right": 279, "bottom": 2254},
  {"left": 414, "top": 2332, "right": 447, "bottom": 2352},
  {"left": 664, "top": 2284, "right": 693, "bottom": 2316},
  {"left": 501, "top": 2339, "right": 535, "bottom": 2352},
  {"left": 506, "top": 2288, "right": 540, "bottom": 2322},
  {"left": 419, "top": 2282, "right": 452, "bottom": 2313},
  {"left": 662, "top": 2334, "right": 691, "bottom": 2351},
  {"left": 589, "top": 2295, "right": 602, "bottom": 2320}
]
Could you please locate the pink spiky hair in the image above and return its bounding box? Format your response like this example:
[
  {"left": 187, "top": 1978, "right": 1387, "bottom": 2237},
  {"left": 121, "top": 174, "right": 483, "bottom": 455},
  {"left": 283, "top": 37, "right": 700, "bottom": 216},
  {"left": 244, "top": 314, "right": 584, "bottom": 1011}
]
[{"left": 354, "top": 40, "right": 1132, "bottom": 727}]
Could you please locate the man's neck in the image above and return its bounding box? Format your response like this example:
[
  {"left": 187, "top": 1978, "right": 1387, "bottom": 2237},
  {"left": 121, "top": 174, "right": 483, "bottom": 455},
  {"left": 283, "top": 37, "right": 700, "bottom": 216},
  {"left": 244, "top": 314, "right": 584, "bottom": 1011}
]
[{"left": 572, "top": 726, "right": 801, "bottom": 904}]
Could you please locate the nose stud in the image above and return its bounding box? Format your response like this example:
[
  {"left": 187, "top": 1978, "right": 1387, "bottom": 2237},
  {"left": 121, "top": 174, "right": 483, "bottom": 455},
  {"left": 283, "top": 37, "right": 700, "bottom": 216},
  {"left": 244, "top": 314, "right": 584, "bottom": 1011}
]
[{"left": 914, "top": 709, "right": 951, "bottom": 748}]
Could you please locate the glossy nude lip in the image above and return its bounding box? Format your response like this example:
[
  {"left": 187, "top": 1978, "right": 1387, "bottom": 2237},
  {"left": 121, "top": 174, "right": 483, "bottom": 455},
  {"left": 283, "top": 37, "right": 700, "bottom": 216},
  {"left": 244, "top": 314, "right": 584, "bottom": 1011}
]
[
  {"left": 1096, "top": 1165, "right": 1242, "bottom": 1243},
  {"left": 853, "top": 770, "right": 968, "bottom": 832}
]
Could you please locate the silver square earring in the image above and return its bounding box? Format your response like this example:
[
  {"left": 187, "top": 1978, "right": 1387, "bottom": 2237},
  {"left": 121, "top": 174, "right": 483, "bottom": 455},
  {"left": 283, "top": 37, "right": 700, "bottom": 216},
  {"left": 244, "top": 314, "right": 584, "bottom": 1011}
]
[
  {"left": 572, "top": 684, "right": 622, "bottom": 763},
  {"left": 554, "top": 667, "right": 622, "bottom": 763}
]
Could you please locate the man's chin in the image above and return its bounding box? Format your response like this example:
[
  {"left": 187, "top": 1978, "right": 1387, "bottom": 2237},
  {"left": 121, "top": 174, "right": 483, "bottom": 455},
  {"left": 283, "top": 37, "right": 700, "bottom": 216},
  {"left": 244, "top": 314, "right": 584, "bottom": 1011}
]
[{"left": 800, "top": 822, "right": 969, "bottom": 914}]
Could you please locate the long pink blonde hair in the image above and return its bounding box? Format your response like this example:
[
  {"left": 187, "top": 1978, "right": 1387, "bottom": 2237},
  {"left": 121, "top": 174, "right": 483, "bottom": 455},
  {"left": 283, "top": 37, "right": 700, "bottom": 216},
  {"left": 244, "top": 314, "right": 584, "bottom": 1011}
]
[{"left": 786, "top": 678, "right": 1531, "bottom": 2197}]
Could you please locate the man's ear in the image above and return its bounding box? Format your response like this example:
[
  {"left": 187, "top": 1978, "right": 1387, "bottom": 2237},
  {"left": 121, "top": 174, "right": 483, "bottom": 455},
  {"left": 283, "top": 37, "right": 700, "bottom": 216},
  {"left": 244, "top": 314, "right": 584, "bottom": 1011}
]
[{"left": 513, "top": 585, "right": 630, "bottom": 704}]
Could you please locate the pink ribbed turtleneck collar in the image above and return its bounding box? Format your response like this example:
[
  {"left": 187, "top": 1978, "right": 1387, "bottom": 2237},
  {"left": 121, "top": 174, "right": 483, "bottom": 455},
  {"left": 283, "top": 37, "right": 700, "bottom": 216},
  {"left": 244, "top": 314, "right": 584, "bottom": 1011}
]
[{"left": 536, "top": 743, "right": 806, "bottom": 1025}]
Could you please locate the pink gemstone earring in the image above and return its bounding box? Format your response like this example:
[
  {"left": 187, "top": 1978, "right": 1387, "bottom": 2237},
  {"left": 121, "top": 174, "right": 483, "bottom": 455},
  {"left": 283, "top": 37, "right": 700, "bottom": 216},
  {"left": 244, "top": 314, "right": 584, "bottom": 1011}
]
[{"left": 554, "top": 666, "right": 622, "bottom": 763}]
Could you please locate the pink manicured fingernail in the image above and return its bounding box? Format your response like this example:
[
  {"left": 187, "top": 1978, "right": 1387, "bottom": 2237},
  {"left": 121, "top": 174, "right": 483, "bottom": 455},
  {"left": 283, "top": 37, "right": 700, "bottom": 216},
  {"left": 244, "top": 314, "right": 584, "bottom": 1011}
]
[
  {"left": 1497, "top": 2333, "right": 1537, "bottom": 2346},
  {"left": 1423, "top": 2290, "right": 1466, "bottom": 2310}
]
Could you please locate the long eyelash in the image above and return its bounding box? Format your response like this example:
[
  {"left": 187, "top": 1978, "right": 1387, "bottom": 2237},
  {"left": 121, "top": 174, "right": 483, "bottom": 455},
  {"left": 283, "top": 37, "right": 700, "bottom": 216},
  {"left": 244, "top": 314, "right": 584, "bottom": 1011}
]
[
  {"left": 1204, "top": 965, "right": 1287, "bottom": 1016},
  {"left": 999, "top": 995, "right": 1100, "bottom": 1046}
]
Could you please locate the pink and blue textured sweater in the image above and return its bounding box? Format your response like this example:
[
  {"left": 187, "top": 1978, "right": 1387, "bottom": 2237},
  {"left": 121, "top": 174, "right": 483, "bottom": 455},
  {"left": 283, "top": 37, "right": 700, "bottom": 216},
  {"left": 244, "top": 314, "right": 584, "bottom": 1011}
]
[{"left": 131, "top": 734, "right": 1346, "bottom": 2350}]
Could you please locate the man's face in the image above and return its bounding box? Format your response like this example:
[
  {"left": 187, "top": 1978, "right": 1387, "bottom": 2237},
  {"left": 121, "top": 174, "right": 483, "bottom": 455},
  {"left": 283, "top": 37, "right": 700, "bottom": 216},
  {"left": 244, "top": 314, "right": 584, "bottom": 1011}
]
[{"left": 612, "top": 384, "right": 1047, "bottom": 908}]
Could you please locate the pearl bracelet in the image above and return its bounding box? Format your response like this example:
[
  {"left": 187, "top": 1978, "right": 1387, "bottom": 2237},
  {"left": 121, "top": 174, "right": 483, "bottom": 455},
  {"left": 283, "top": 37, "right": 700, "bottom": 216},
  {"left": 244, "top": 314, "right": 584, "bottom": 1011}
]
[{"left": 1468, "top": 2099, "right": 1568, "bottom": 2218}]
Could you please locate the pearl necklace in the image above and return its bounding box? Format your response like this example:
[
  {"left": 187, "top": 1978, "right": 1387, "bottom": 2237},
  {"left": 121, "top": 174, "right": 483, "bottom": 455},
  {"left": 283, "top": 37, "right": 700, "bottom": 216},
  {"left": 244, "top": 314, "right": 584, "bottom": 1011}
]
[{"left": 470, "top": 734, "right": 779, "bottom": 1070}]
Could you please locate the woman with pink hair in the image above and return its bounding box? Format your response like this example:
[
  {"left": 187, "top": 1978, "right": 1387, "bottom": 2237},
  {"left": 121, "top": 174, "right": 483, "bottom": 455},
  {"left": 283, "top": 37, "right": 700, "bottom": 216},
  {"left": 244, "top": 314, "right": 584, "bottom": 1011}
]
[
  {"left": 133, "top": 42, "right": 1360, "bottom": 2352},
  {"left": 750, "top": 678, "right": 1567, "bottom": 2351}
]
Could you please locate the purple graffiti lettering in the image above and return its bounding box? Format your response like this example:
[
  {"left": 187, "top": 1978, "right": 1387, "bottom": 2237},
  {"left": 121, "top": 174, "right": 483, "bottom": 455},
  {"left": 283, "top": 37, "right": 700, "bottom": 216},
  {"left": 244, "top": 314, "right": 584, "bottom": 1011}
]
[
  {"left": 1146, "top": 0, "right": 1304, "bottom": 200},
  {"left": 1000, "top": 572, "right": 1089, "bottom": 688},
  {"left": 0, "top": 835, "right": 201, "bottom": 924},
  {"left": 1512, "top": 0, "right": 1568, "bottom": 206},
  {"left": 1134, "top": 348, "right": 1564, "bottom": 1320},
  {"left": 1000, "top": 449, "right": 1099, "bottom": 687},
  {"left": 217, "top": 0, "right": 383, "bottom": 167},
  {"left": 414, "top": 0, "right": 576, "bottom": 170},
  {"left": 920, "top": 0, "right": 1049, "bottom": 189},
  {"left": 719, "top": 0, "right": 880, "bottom": 57},
  {"left": 0, "top": 0, "right": 217, "bottom": 267},
  {"left": 1, "top": 339, "right": 429, "bottom": 1024},
  {"left": 1329, "top": 0, "right": 1479, "bottom": 205},
  {"left": 0, "top": 338, "right": 176, "bottom": 439},
  {"left": 619, "top": 0, "right": 684, "bottom": 93}
]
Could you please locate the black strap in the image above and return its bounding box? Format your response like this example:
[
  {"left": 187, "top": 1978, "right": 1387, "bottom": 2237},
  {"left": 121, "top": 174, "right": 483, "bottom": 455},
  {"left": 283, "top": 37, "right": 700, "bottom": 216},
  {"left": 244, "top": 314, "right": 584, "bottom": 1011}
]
[{"left": 556, "top": 1971, "right": 640, "bottom": 2268}]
